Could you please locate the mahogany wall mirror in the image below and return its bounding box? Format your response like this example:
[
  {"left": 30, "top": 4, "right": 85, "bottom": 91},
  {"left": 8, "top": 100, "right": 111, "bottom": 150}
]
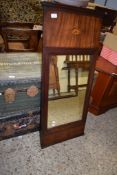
[
  {"left": 48, "top": 54, "right": 90, "bottom": 128},
  {"left": 40, "top": 2, "right": 102, "bottom": 147}
]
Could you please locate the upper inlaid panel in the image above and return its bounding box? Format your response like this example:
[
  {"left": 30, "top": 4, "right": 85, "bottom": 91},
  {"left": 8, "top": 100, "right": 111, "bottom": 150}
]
[{"left": 43, "top": 5, "right": 102, "bottom": 48}]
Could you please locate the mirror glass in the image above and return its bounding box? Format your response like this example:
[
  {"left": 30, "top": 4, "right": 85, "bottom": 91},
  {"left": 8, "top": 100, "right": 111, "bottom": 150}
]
[{"left": 48, "top": 54, "right": 91, "bottom": 128}]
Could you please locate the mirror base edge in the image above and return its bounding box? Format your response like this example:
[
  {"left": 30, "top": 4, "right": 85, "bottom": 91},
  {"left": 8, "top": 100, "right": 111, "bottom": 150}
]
[{"left": 40, "top": 123, "right": 85, "bottom": 148}]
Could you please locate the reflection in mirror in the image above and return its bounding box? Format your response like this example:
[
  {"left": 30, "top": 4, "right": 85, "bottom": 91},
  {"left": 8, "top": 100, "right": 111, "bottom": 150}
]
[{"left": 48, "top": 55, "right": 91, "bottom": 128}]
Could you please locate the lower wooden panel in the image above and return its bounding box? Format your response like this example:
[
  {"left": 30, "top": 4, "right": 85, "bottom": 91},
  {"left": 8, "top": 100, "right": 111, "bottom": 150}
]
[{"left": 41, "top": 123, "right": 85, "bottom": 148}]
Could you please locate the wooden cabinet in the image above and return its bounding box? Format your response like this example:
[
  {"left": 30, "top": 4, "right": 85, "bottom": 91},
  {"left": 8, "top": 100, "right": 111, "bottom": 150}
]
[{"left": 89, "top": 57, "right": 117, "bottom": 115}]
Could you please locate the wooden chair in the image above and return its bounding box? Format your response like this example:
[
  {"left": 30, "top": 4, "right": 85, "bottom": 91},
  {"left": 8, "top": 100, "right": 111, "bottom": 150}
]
[
  {"left": 49, "top": 56, "right": 60, "bottom": 96},
  {"left": 1, "top": 26, "right": 42, "bottom": 52},
  {"left": 63, "top": 55, "right": 90, "bottom": 95}
]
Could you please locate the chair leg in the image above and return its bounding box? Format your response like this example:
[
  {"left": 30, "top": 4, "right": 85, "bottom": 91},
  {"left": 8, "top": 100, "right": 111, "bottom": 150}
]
[
  {"left": 75, "top": 68, "right": 78, "bottom": 96},
  {"left": 68, "top": 68, "right": 70, "bottom": 93}
]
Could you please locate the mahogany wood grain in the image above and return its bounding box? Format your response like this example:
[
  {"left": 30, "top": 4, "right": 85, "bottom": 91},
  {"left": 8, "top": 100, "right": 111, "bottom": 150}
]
[
  {"left": 89, "top": 57, "right": 117, "bottom": 115},
  {"left": 40, "top": 2, "right": 102, "bottom": 147},
  {"left": 43, "top": 7, "right": 101, "bottom": 48}
]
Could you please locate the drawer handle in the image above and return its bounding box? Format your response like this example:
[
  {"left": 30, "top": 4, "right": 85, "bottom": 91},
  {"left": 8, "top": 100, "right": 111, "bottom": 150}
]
[{"left": 72, "top": 28, "right": 80, "bottom": 35}]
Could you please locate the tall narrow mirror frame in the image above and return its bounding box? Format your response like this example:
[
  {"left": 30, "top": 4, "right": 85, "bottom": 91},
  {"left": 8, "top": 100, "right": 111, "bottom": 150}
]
[{"left": 40, "top": 2, "right": 102, "bottom": 148}]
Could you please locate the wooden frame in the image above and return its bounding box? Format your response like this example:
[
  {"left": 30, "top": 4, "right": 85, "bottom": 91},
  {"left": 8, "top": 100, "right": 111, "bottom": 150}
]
[{"left": 40, "top": 2, "right": 102, "bottom": 148}]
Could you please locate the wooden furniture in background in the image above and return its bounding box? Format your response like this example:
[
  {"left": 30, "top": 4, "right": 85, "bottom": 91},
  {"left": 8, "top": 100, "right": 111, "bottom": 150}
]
[
  {"left": 63, "top": 55, "right": 90, "bottom": 96},
  {"left": 89, "top": 56, "right": 117, "bottom": 115},
  {"left": 0, "top": 52, "right": 42, "bottom": 140},
  {"left": 0, "top": 34, "right": 4, "bottom": 52},
  {"left": 1, "top": 27, "right": 42, "bottom": 52},
  {"left": 95, "top": 6, "right": 117, "bottom": 33},
  {"left": 0, "top": 22, "right": 42, "bottom": 52},
  {"left": 0, "top": 22, "right": 42, "bottom": 140}
]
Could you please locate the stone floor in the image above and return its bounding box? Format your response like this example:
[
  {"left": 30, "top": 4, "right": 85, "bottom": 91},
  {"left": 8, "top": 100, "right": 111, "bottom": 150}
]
[
  {"left": 48, "top": 91, "right": 85, "bottom": 128},
  {"left": 0, "top": 108, "right": 117, "bottom": 175}
]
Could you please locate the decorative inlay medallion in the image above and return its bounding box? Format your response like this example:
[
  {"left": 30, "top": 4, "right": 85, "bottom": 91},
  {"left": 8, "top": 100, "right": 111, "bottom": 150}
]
[{"left": 72, "top": 27, "right": 80, "bottom": 35}]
